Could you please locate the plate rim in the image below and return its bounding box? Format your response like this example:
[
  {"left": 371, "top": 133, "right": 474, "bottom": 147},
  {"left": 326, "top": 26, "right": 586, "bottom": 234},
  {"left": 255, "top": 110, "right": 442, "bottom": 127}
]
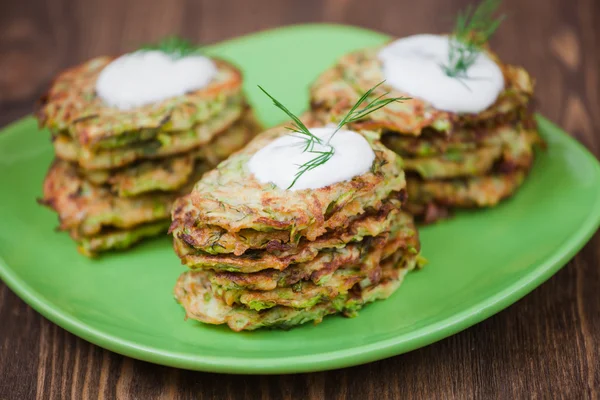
[{"left": 1, "top": 24, "right": 600, "bottom": 374}]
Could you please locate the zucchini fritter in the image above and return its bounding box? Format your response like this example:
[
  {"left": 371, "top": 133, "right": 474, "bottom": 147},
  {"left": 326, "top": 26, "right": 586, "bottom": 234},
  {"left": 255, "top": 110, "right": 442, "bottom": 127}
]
[
  {"left": 211, "top": 214, "right": 418, "bottom": 310},
  {"left": 52, "top": 106, "right": 253, "bottom": 170},
  {"left": 37, "top": 57, "right": 243, "bottom": 149},
  {"left": 400, "top": 124, "right": 538, "bottom": 180},
  {"left": 170, "top": 121, "right": 406, "bottom": 252},
  {"left": 39, "top": 114, "right": 259, "bottom": 255},
  {"left": 310, "top": 46, "right": 533, "bottom": 136},
  {"left": 309, "top": 43, "right": 541, "bottom": 222},
  {"left": 406, "top": 169, "right": 529, "bottom": 214},
  {"left": 41, "top": 160, "right": 176, "bottom": 237},
  {"left": 175, "top": 247, "right": 417, "bottom": 331},
  {"left": 174, "top": 205, "right": 409, "bottom": 273},
  {"left": 77, "top": 221, "right": 171, "bottom": 257},
  {"left": 36, "top": 53, "right": 260, "bottom": 255},
  {"left": 76, "top": 113, "right": 259, "bottom": 196},
  {"left": 171, "top": 120, "right": 423, "bottom": 330}
]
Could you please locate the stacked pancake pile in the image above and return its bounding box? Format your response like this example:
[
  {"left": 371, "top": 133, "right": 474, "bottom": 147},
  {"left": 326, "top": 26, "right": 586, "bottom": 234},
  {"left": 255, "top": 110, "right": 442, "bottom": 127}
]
[
  {"left": 310, "top": 45, "right": 541, "bottom": 222},
  {"left": 37, "top": 56, "right": 258, "bottom": 255},
  {"left": 170, "top": 120, "right": 422, "bottom": 331}
]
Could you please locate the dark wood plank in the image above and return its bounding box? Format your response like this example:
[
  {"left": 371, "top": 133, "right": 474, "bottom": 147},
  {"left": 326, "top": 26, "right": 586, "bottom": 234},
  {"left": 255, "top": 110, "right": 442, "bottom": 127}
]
[{"left": 1, "top": 0, "right": 599, "bottom": 398}]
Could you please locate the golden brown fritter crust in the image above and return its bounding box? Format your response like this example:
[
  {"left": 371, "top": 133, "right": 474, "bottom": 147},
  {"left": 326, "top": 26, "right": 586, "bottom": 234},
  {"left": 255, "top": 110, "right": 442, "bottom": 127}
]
[
  {"left": 173, "top": 247, "right": 417, "bottom": 331},
  {"left": 405, "top": 168, "right": 529, "bottom": 224},
  {"left": 51, "top": 107, "right": 257, "bottom": 170},
  {"left": 75, "top": 113, "right": 261, "bottom": 196},
  {"left": 399, "top": 124, "right": 538, "bottom": 179},
  {"left": 81, "top": 156, "right": 197, "bottom": 197},
  {"left": 174, "top": 205, "right": 412, "bottom": 273},
  {"left": 381, "top": 114, "right": 531, "bottom": 157},
  {"left": 76, "top": 221, "right": 171, "bottom": 257},
  {"left": 211, "top": 212, "right": 419, "bottom": 310},
  {"left": 40, "top": 159, "right": 178, "bottom": 237},
  {"left": 402, "top": 122, "right": 543, "bottom": 222}
]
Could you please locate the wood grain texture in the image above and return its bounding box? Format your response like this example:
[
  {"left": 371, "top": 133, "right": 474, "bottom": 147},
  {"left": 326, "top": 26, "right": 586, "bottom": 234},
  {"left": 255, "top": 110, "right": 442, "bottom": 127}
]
[{"left": 1, "top": 0, "right": 599, "bottom": 398}]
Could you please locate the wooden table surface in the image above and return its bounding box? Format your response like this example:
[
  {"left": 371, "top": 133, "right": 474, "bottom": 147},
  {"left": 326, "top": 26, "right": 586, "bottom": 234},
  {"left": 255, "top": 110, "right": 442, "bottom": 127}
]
[{"left": 1, "top": 0, "right": 599, "bottom": 398}]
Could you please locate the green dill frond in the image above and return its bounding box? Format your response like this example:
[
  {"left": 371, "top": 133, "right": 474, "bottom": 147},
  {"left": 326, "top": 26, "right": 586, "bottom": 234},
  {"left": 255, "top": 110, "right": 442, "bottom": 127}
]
[
  {"left": 287, "top": 148, "right": 335, "bottom": 190},
  {"left": 258, "top": 86, "right": 322, "bottom": 151},
  {"left": 443, "top": 0, "right": 505, "bottom": 79},
  {"left": 331, "top": 81, "right": 410, "bottom": 141},
  {"left": 138, "top": 36, "right": 203, "bottom": 59}
]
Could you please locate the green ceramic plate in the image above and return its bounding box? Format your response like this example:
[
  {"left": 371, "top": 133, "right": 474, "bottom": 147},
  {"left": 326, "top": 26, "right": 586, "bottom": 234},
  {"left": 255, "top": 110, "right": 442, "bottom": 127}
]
[{"left": 1, "top": 24, "right": 599, "bottom": 374}]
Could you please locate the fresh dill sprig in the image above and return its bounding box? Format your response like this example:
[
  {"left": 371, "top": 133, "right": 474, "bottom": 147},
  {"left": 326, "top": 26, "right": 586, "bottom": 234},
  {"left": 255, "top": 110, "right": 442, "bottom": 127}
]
[
  {"left": 138, "top": 36, "right": 203, "bottom": 59},
  {"left": 258, "top": 86, "right": 322, "bottom": 152},
  {"left": 287, "top": 148, "right": 335, "bottom": 190},
  {"left": 331, "top": 81, "right": 409, "bottom": 139},
  {"left": 443, "top": 0, "right": 505, "bottom": 79},
  {"left": 259, "top": 82, "right": 409, "bottom": 189}
]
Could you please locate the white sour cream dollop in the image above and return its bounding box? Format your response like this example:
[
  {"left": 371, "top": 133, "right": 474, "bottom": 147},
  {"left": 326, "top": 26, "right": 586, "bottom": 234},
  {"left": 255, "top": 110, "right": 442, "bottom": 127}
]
[
  {"left": 378, "top": 34, "right": 504, "bottom": 114},
  {"left": 95, "top": 50, "right": 217, "bottom": 110},
  {"left": 247, "top": 127, "right": 375, "bottom": 191}
]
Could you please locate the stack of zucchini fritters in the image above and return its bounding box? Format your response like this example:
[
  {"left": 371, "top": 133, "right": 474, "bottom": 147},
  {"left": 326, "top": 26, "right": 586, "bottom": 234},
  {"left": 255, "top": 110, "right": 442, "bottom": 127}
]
[
  {"left": 37, "top": 56, "right": 258, "bottom": 256},
  {"left": 310, "top": 46, "right": 542, "bottom": 222},
  {"left": 170, "top": 118, "right": 422, "bottom": 331}
]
